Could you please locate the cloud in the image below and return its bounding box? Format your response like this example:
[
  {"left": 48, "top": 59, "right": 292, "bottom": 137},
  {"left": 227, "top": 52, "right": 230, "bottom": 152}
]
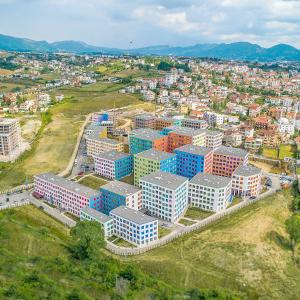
[{"left": 0, "top": 0, "right": 300, "bottom": 48}]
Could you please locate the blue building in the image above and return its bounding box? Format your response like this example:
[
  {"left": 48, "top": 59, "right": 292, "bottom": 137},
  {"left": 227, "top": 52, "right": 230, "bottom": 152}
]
[
  {"left": 94, "top": 151, "right": 133, "bottom": 180},
  {"left": 174, "top": 144, "right": 213, "bottom": 179},
  {"left": 100, "top": 181, "right": 142, "bottom": 215}
]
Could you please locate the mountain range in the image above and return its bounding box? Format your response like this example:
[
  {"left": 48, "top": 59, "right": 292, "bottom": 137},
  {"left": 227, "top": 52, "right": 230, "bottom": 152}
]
[{"left": 1, "top": 33, "right": 300, "bottom": 62}]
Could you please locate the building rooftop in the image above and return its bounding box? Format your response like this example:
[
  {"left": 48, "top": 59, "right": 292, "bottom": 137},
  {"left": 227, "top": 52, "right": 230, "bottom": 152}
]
[
  {"left": 140, "top": 170, "right": 188, "bottom": 190},
  {"left": 94, "top": 150, "right": 131, "bottom": 161},
  {"left": 135, "top": 148, "right": 175, "bottom": 161},
  {"left": 135, "top": 114, "right": 156, "bottom": 120},
  {"left": 130, "top": 128, "right": 165, "bottom": 141},
  {"left": 80, "top": 206, "right": 112, "bottom": 223},
  {"left": 174, "top": 144, "right": 213, "bottom": 156},
  {"left": 87, "top": 134, "right": 121, "bottom": 145},
  {"left": 110, "top": 206, "right": 157, "bottom": 225},
  {"left": 190, "top": 173, "right": 232, "bottom": 188},
  {"left": 166, "top": 125, "right": 205, "bottom": 137},
  {"left": 182, "top": 118, "right": 207, "bottom": 124},
  {"left": 205, "top": 129, "right": 223, "bottom": 137},
  {"left": 214, "top": 145, "right": 248, "bottom": 158},
  {"left": 35, "top": 173, "right": 99, "bottom": 198},
  {"left": 100, "top": 180, "right": 141, "bottom": 196},
  {"left": 86, "top": 127, "right": 107, "bottom": 140},
  {"left": 233, "top": 164, "right": 261, "bottom": 177},
  {"left": 0, "top": 118, "right": 19, "bottom": 126}
]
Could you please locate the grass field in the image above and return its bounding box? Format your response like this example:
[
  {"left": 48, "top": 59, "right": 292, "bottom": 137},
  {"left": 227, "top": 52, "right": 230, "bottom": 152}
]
[
  {"left": 0, "top": 82, "right": 143, "bottom": 191},
  {"left": 129, "top": 189, "right": 300, "bottom": 300},
  {"left": 263, "top": 147, "right": 278, "bottom": 159},
  {"left": 263, "top": 145, "right": 296, "bottom": 160},
  {"left": 184, "top": 207, "right": 214, "bottom": 220},
  {"left": 78, "top": 175, "right": 108, "bottom": 189},
  {"left": 178, "top": 219, "right": 196, "bottom": 226}
]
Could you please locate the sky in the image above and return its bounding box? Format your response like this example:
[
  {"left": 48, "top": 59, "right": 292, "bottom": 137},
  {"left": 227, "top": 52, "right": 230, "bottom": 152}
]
[{"left": 0, "top": 0, "right": 300, "bottom": 48}]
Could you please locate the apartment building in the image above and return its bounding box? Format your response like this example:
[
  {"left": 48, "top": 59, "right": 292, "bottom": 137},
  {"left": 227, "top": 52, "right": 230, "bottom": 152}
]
[
  {"left": 166, "top": 126, "right": 206, "bottom": 152},
  {"left": 80, "top": 206, "right": 114, "bottom": 237},
  {"left": 212, "top": 146, "right": 249, "bottom": 177},
  {"left": 129, "top": 128, "right": 168, "bottom": 154},
  {"left": 94, "top": 151, "right": 133, "bottom": 180},
  {"left": 110, "top": 206, "right": 158, "bottom": 246},
  {"left": 0, "top": 118, "right": 21, "bottom": 158},
  {"left": 100, "top": 181, "right": 142, "bottom": 215},
  {"left": 134, "top": 114, "right": 156, "bottom": 129},
  {"left": 189, "top": 173, "right": 232, "bottom": 212},
  {"left": 86, "top": 130, "right": 124, "bottom": 156},
  {"left": 134, "top": 148, "right": 177, "bottom": 185},
  {"left": 34, "top": 173, "right": 101, "bottom": 216},
  {"left": 86, "top": 125, "right": 107, "bottom": 137},
  {"left": 140, "top": 170, "right": 189, "bottom": 223},
  {"left": 155, "top": 117, "right": 181, "bottom": 130},
  {"left": 181, "top": 118, "right": 208, "bottom": 130},
  {"left": 205, "top": 130, "right": 224, "bottom": 149},
  {"left": 203, "top": 111, "right": 224, "bottom": 126},
  {"left": 232, "top": 165, "right": 262, "bottom": 197},
  {"left": 174, "top": 144, "right": 213, "bottom": 179}
]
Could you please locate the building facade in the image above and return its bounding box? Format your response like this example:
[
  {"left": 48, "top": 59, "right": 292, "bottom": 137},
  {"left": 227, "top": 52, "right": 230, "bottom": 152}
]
[
  {"left": 174, "top": 144, "right": 213, "bottom": 179},
  {"left": 34, "top": 173, "right": 101, "bottom": 216},
  {"left": 110, "top": 206, "right": 158, "bottom": 246},
  {"left": 205, "top": 130, "right": 224, "bottom": 149},
  {"left": 94, "top": 151, "right": 133, "bottom": 180},
  {"left": 134, "top": 148, "right": 177, "bottom": 185},
  {"left": 140, "top": 171, "right": 189, "bottom": 223},
  {"left": 0, "top": 118, "right": 21, "bottom": 158},
  {"left": 181, "top": 118, "right": 208, "bottom": 130},
  {"left": 100, "top": 181, "right": 142, "bottom": 215},
  {"left": 189, "top": 173, "right": 232, "bottom": 212},
  {"left": 129, "top": 128, "right": 168, "bottom": 154},
  {"left": 80, "top": 206, "right": 114, "bottom": 237},
  {"left": 134, "top": 114, "right": 156, "bottom": 129},
  {"left": 212, "top": 146, "right": 249, "bottom": 177},
  {"left": 232, "top": 165, "right": 262, "bottom": 197}
]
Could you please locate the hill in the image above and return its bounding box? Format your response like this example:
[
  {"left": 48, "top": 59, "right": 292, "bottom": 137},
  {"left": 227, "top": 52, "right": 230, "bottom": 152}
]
[{"left": 1, "top": 33, "right": 300, "bottom": 61}]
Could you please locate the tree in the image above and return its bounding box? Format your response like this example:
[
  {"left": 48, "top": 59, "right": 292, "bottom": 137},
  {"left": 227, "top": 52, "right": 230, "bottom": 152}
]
[
  {"left": 70, "top": 221, "right": 106, "bottom": 260},
  {"left": 285, "top": 214, "right": 300, "bottom": 256}
]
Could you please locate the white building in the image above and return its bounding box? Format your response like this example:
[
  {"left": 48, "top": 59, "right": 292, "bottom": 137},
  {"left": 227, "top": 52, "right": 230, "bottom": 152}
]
[
  {"left": 205, "top": 130, "right": 223, "bottom": 149},
  {"left": 80, "top": 207, "right": 114, "bottom": 237},
  {"left": 278, "top": 117, "right": 295, "bottom": 135},
  {"left": 110, "top": 206, "right": 158, "bottom": 246},
  {"left": 232, "top": 165, "right": 262, "bottom": 197},
  {"left": 140, "top": 170, "right": 189, "bottom": 223},
  {"left": 188, "top": 173, "right": 232, "bottom": 212}
]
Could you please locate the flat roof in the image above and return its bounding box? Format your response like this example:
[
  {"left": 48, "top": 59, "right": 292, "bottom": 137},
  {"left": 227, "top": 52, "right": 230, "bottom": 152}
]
[
  {"left": 214, "top": 145, "right": 248, "bottom": 158},
  {"left": 182, "top": 118, "right": 207, "bottom": 124},
  {"left": 94, "top": 150, "right": 131, "bottom": 161},
  {"left": 80, "top": 206, "right": 112, "bottom": 223},
  {"left": 0, "top": 118, "right": 18, "bottom": 125},
  {"left": 135, "top": 114, "right": 156, "bottom": 120},
  {"left": 87, "top": 135, "right": 122, "bottom": 145},
  {"left": 140, "top": 170, "right": 188, "bottom": 190},
  {"left": 86, "top": 127, "right": 107, "bottom": 140},
  {"left": 190, "top": 173, "right": 232, "bottom": 188},
  {"left": 174, "top": 144, "right": 213, "bottom": 156},
  {"left": 205, "top": 129, "right": 223, "bottom": 137},
  {"left": 100, "top": 180, "right": 141, "bottom": 196},
  {"left": 35, "top": 173, "right": 99, "bottom": 198},
  {"left": 233, "top": 164, "right": 261, "bottom": 177},
  {"left": 135, "top": 148, "right": 175, "bottom": 161},
  {"left": 165, "top": 125, "right": 205, "bottom": 137},
  {"left": 130, "top": 128, "right": 165, "bottom": 141},
  {"left": 110, "top": 206, "right": 157, "bottom": 225}
]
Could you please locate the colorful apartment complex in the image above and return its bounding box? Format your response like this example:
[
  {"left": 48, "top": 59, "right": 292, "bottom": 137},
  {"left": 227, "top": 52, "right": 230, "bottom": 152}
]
[
  {"left": 140, "top": 171, "right": 189, "bottom": 223},
  {"left": 34, "top": 173, "right": 101, "bottom": 217},
  {"left": 232, "top": 165, "right": 262, "bottom": 197},
  {"left": 155, "top": 117, "right": 181, "bottom": 130},
  {"left": 174, "top": 144, "right": 213, "bottom": 179},
  {"left": 205, "top": 130, "right": 224, "bottom": 149},
  {"left": 0, "top": 118, "right": 21, "bottom": 158},
  {"left": 94, "top": 151, "right": 133, "bottom": 180},
  {"left": 212, "top": 146, "right": 249, "bottom": 177},
  {"left": 100, "top": 181, "right": 142, "bottom": 215},
  {"left": 181, "top": 118, "right": 208, "bottom": 130},
  {"left": 86, "top": 126, "right": 107, "bottom": 138},
  {"left": 110, "top": 206, "right": 158, "bottom": 246},
  {"left": 166, "top": 126, "right": 206, "bottom": 152},
  {"left": 86, "top": 129, "right": 124, "bottom": 156},
  {"left": 189, "top": 173, "right": 232, "bottom": 212},
  {"left": 134, "top": 148, "right": 177, "bottom": 185},
  {"left": 129, "top": 128, "right": 168, "bottom": 154},
  {"left": 134, "top": 114, "right": 156, "bottom": 129},
  {"left": 80, "top": 206, "right": 114, "bottom": 237}
]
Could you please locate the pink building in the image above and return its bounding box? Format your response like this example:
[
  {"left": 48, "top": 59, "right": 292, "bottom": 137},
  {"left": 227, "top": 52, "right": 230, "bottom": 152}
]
[
  {"left": 212, "top": 146, "right": 249, "bottom": 177},
  {"left": 34, "top": 173, "right": 101, "bottom": 216}
]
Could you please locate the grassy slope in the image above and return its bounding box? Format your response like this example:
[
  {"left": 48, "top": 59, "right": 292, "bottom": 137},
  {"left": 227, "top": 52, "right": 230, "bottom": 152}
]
[
  {"left": 130, "top": 189, "right": 300, "bottom": 300},
  {"left": 0, "top": 82, "right": 142, "bottom": 190}
]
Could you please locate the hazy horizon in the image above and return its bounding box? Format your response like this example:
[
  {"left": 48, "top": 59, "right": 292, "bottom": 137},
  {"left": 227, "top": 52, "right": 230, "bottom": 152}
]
[{"left": 1, "top": 0, "right": 300, "bottom": 48}]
